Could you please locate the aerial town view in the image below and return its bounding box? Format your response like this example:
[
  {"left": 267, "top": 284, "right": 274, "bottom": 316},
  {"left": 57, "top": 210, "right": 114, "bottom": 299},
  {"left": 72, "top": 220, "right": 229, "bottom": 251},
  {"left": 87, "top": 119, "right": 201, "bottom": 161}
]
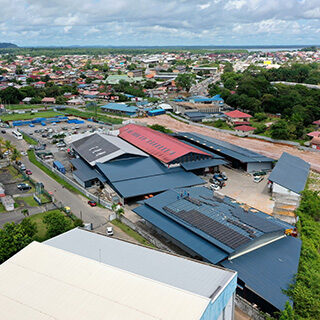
[{"left": 0, "top": 1, "right": 320, "bottom": 320}]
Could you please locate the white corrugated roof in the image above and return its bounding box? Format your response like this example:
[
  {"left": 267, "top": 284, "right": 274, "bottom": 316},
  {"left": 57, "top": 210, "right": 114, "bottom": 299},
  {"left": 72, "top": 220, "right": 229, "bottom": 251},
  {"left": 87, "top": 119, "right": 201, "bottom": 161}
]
[
  {"left": 0, "top": 242, "right": 210, "bottom": 320},
  {"left": 46, "top": 228, "right": 235, "bottom": 298}
]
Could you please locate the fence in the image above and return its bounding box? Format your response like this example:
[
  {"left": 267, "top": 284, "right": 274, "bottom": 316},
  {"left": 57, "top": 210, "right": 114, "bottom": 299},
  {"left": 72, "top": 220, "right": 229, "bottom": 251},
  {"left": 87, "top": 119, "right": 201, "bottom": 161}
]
[{"left": 34, "top": 153, "right": 112, "bottom": 210}]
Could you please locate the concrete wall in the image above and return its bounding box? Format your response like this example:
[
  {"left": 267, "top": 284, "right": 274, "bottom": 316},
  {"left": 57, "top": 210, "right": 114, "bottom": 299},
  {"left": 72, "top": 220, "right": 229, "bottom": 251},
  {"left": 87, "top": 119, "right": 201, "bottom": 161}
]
[{"left": 235, "top": 295, "right": 266, "bottom": 320}]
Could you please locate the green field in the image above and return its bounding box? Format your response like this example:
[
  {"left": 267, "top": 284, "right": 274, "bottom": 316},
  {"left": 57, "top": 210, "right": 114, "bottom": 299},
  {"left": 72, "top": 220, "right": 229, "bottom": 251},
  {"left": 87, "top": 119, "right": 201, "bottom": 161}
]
[
  {"left": 0, "top": 111, "right": 62, "bottom": 121},
  {"left": 17, "top": 194, "right": 51, "bottom": 207},
  {"left": 22, "top": 133, "right": 38, "bottom": 145},
  {"left": 5, "top": 105, "right": 47, "bottom": 110},
  {"left": 65, "top": 108, "right": 123, "bottom": 124}
]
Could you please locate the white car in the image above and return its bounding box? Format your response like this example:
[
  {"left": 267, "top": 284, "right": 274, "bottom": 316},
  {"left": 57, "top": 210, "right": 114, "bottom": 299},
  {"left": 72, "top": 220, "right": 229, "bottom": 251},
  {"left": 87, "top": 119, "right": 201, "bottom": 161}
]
[
  {"left": 106, "top": 226, "right": 114, "bottom": 236},
  {"left": 209, "top": 183, "right": 221, "bottom": 191}
]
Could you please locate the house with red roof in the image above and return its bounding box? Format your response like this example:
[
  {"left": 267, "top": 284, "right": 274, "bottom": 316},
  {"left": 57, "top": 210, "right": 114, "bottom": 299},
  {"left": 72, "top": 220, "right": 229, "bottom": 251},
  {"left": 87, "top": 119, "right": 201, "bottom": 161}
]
[
  {"left": 235, "top": 125, "right": 256, "bottom": 135},
  {"left": 225, "top": 110, "right": 252, "bottom": 126},
  {"left": 307, "top": 131, "right": 320, "bottom": 138},
  {"left": 41, "top": 97, "right": 56, "bottom": 104},
  {"left": 310, "top": 137, "right": 320, "bottom": 150},
  {"left": 313, "top": 120, "right": 320, "bottom": 128}
]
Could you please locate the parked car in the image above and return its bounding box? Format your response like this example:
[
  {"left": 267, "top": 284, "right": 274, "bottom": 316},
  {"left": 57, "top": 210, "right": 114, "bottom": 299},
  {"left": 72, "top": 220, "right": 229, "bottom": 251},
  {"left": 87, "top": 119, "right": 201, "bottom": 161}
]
[
  {"left": 88, "top": 200, "right": 97, "bottom": 207},
  {"left": 253, "top": 175, "right": 264, "bottom": 183},
  {"left": 20, "top": 164, "right": 26, "bottom": 170},
  {"left": 21, "top": 152, "right": 27, "bottom": 156},
  {"left": 17, "top": 183, "right": 31, "bottom": 191},
  {"left": 253, "top": 171, "right": 266, "bottom": 177},
  {"left": 56, "top": 142, "right": 66, "bottom": 148},
  {"left": 25, "top": 169, "right": 32, "bottom": 175},
  {"left": 106, "top": 226, "right": 114, "bottom": 236},
  {"left": 1, "top": 130, "right": 6, "bottom": 134},
  {"left": 209, "top": 183, "right": 221, "bottom": 191}
]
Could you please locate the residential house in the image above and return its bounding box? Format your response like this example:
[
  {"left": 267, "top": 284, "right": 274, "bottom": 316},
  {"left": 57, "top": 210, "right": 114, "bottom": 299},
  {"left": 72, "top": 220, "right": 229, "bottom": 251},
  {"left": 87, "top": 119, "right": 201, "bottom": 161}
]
[
  {"left": 310, "top": 137, "right": 320, "bottom": 150},
  {"left": 42, "top": 97, "right": 56, "bottom": 104},
  {"left": 225, "top": 110, "right": 252, "bottom": 126}
]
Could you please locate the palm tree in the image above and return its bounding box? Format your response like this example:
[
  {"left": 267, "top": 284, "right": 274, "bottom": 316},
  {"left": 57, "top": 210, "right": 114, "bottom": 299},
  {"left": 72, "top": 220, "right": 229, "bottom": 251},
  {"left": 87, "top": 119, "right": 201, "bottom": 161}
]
[
  {"left": 4, "top": 140, "right": 13, "bottom": 153},
  {"left": 11, "top": 148, "right": 21, "bottom": 163}
]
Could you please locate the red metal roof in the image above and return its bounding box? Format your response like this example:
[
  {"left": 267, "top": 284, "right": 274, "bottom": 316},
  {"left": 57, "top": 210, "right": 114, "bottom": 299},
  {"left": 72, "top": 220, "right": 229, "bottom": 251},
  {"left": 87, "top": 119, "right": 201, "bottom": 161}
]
[
  {"left": 313, "top": 120, "right": 320, "bottom": 125},
  {"left": 225, "top": 110, "right": 252, "bottom": 118},
  {"left": 235, "top": 125, "right": 256, "bottom": 132},
  {"left": 307, "top": 131, "right": 320, "bottom": 137},
  {"left": 311, "top": 137, "right": 320, "bottom": 145},
  {"left": 119, "top": 124, "right": 210, "bottom": 164}
]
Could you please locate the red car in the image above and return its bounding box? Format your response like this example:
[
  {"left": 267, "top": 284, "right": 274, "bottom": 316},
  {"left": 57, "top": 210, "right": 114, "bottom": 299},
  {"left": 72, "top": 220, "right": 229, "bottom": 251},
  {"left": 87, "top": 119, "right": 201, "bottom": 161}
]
[
  {"left": 25, "top": 169, "right": 32, "bottom": 175},
  {"left": 88, "top": 200, "right": 97, "bottom": 207}
]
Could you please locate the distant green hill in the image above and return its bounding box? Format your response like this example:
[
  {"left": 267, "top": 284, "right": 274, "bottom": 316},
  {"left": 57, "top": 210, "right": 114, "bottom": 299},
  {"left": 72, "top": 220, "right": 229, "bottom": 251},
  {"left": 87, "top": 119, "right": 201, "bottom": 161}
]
[{"left": 0, "top": 43, "right": 18, "bottom": 48}]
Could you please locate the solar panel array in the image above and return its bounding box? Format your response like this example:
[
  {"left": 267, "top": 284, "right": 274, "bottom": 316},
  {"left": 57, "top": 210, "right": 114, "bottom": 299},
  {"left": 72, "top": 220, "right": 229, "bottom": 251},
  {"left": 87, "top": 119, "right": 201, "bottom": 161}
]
[
  {"left": 231, "top": 207, "right": 283, "bottom": 233},
  {"left": 165, "top": 207, "right": 251, "bottom": 249}
]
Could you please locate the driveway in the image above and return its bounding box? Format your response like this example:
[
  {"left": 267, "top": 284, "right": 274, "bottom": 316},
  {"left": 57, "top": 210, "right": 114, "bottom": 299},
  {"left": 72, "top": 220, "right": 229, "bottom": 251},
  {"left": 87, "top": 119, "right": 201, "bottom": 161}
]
[{"left": 218, "top": 167, "right": 274, "bottom": 214}]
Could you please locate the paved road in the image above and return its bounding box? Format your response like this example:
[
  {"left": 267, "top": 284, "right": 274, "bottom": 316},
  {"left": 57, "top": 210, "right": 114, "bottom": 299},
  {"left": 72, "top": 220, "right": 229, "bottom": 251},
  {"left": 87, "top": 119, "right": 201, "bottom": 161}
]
[{"left": 2, "top": 129, "right": 111, "bottom": 229}]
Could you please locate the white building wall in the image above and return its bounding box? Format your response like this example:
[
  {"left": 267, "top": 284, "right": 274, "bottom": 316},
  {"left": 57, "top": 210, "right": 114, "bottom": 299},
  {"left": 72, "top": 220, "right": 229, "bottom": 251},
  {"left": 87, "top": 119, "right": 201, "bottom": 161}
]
[{"left": 272, "top": 183, "right": 300, "bottom": 197}]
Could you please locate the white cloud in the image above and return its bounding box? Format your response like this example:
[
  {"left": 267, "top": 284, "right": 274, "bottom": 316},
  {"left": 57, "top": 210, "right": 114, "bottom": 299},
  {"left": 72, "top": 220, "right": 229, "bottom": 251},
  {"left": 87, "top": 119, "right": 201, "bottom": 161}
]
[{"left": 0, "top": 0, "right": 319, "bottom": 45}]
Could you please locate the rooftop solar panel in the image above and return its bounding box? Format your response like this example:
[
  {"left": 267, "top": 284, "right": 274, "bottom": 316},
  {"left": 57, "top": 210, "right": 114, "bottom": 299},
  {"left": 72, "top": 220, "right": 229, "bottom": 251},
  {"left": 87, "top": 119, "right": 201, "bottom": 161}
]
[
  {"left": 231, "top": 208, "right": 283, "bottom": 233},
  {"left": 168, "top": 208, "right": 250, "bottom": 249}
]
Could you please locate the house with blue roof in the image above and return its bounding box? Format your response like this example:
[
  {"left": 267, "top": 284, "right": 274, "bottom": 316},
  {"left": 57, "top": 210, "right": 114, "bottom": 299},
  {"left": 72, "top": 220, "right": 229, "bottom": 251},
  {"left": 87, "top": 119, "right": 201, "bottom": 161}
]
[{"left": 101, "top": 103, "right": 138, "bottom": 116}]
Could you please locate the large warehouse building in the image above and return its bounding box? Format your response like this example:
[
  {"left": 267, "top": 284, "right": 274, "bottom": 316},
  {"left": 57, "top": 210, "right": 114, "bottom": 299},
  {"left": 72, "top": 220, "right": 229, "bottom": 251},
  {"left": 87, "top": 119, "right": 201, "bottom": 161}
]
[
  {"left": 67, "top": 127, "right": 230, "bottom": 202},
  {"left": 68, "top": 131, "right": 221, "bottom": 202},
  {"left": 0, "top": 230, "right": 237, "bottom": 320},
  {"left": 175, "top": 132, "right": 274, "bottom": 172},
  {"left": 134, "top": 186, "right": 301, "bottom": 314}
]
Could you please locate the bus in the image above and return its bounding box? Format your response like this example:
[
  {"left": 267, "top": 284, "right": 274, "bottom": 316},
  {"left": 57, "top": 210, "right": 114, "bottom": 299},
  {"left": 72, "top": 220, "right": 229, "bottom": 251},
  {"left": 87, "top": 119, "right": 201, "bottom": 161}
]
[{"left": 12, "top": 130, "right": 23, "bottom": 140}]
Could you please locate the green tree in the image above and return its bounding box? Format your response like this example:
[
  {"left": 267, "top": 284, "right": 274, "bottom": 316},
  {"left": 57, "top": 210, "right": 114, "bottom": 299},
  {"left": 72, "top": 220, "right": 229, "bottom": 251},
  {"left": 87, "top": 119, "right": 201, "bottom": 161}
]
[
  {"left": 11, "top": 148, "right": 21, "bottom": 163},
  {"left": 20, "top": 218, "right": 37, "bottom": 238},
  {"left": 279, "top": 301, "right": 295, "bottom": 320},
  {"left": 269, "top": 119, "right": 290, "bottom": 140},
  {"left": 43, "top": 211, "right": 73, "bottom": 238},
  {"left": 0, "top": 222, "right": 34, "bottom": 264},
  {"left": 175, "top": 73, "right": 196, "bottom": 92},
  {"left": 0, "top": 86, "right": 23, "bottom": 104}
]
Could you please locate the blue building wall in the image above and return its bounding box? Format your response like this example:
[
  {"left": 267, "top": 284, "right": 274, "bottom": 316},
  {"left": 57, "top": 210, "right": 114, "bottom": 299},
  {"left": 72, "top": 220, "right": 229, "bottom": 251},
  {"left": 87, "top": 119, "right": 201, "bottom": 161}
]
[{"left": 200, "top": 274, "right": 237, "bottom": 320}]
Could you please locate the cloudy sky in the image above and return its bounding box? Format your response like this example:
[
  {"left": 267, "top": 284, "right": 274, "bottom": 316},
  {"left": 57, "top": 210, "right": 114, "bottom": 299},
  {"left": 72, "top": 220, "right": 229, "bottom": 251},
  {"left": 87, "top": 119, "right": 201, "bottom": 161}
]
[{"left": 1, "top": 0, "right": 320, "bottom": 46}]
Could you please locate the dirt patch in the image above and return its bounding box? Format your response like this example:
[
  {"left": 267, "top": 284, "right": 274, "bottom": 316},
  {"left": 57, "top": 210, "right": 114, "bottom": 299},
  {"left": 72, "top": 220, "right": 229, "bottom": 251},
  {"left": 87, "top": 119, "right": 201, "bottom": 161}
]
[{"left": 135, "top": 115, "right": 320, "bottom": 172}]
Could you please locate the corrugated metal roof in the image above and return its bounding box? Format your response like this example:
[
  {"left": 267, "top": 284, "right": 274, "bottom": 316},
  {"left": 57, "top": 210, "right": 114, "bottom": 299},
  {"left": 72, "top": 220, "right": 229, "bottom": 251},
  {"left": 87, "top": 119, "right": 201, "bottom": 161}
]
[
  {"left": 119, "top": 124, "right": 211, "bottom": 164},
  {"left": 268, "top": 152, "right": 310, "bottom": 194},
  {"left": 71, "top": 133, "right": 147, "bottom": 166},
  {"left": 141, "top": 187, "right": 291, "bottom": 253},
  {"left": 221, "top": 236, "right": 301, "bottom": 311},
  {"left": 134, "top": 205, "right": 228, "bottom": 264},
  {"left": 112, "top": 170, "right": 204, "bottom": 199},
  {"left": 101, "top": 103, "right": 138, "bottom": 113},
  {"left": 46, "top": 228, "right": 235, "bottom": 299},
  {"left": 178, "top": 132, "right": 273, "bottom": 163},
  {"left": 181, "top": 159, "right": 227, "bottom": 171},
  {"left": 71, "top": 158, "right": 107, "bottom": 183},
  {"left": 0, "top": 242, "right": 210, "bottom": 320},
  {"left": 96, "top": 157, "right": 181, "bottom": 182}
]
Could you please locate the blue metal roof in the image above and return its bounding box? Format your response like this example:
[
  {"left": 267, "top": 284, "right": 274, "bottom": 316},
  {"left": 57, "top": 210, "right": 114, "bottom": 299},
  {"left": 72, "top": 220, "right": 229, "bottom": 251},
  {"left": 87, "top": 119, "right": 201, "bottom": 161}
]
[
  {"left": 134, "top": 204, "right": 228, "bottom": 264},
  {"left": 112, "top": 171, "right": 204, "bottom": 199},
  {"left": 142, "top": 187, "right": 292, "bottom": 253},
  {"left": 53, "top": 160, "right": 64, "bottom": 170},
  {"left": 181, "top": 158, "right": 227, "bottom": 171},
  {"left": 96, "top": 157, "right": 181, "bottom": 183},
  {"left": 221, "top": 236, "right": 301, "bottom": 311},
  {"left": 184, "top": 112, "right": 212, "bottom": 120},
  {"left": 268, "top": 152, "right": 310, "bottom": 194},
  {"left": 101, "top": 103, "right": 137, "bottom": 113},
  {"left": 70, "top": 158, "right": 107, "bottom": 183},
  {"left": 179, "top": 132, "right": 274, "bottom": 163}
]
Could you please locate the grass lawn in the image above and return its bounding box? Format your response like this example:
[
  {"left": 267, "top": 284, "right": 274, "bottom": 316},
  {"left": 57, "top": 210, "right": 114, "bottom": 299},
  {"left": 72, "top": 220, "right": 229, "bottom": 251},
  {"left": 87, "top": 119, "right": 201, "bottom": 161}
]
[
  {"left": 111, "top": 219, "right": 155, "bottom": 248},
  {"left": 0, "top": 111, "right": 62, "bottom": 122},
  {"left": 0, "top": 203, "right": 5, "bottom": 213},
  {"left": 23, "top": 133, "right": 38, "bottom": 145},
  {"left": 64, "top": 108, "right": 123, "bottom": 124},
  {"left": 5, "top": 104, "right": 46, "bottom": 110},
  {"left": 28, "top": 209, "right": 74, "bottom": 242}
]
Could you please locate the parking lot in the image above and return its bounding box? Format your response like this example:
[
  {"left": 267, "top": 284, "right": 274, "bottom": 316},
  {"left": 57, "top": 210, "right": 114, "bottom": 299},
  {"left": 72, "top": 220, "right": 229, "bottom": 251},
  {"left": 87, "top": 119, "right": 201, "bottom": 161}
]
[{"left": 217, "top": 166, "right": 274, "bottom": 214}]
